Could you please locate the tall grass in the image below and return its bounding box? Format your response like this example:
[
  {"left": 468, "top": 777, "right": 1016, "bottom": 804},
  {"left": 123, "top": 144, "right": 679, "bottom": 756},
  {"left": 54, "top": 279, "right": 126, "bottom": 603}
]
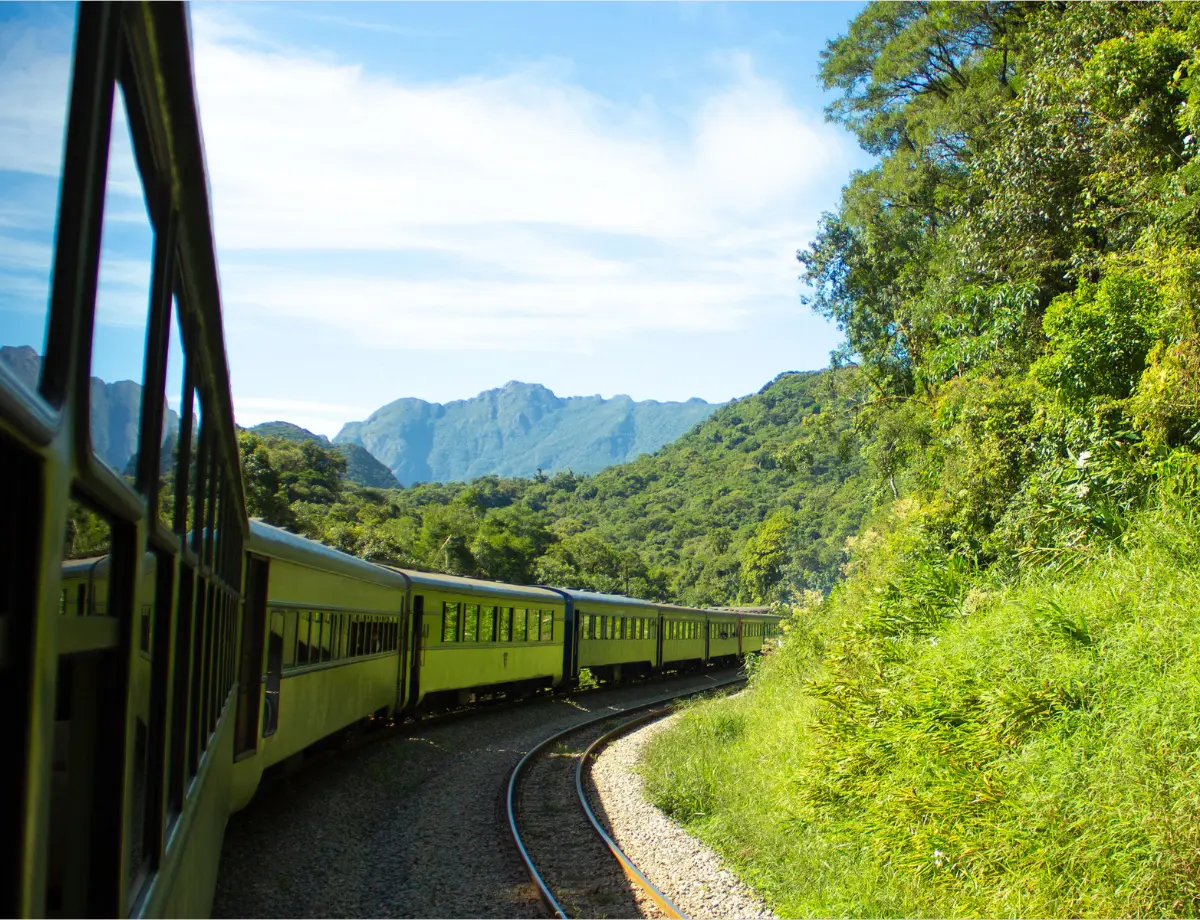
[{"left": 642, "top": 467, "right": 1200, "bottom": 917}]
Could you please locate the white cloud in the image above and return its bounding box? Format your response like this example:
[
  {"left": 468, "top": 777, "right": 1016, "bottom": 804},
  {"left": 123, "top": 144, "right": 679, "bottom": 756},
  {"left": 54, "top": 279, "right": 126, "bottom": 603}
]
[
  {"left": 190, "top": 8, "right": 852, "bottom": 359},
  {"left": 233, "top": 396, "right": 374, "bottom": 439}
]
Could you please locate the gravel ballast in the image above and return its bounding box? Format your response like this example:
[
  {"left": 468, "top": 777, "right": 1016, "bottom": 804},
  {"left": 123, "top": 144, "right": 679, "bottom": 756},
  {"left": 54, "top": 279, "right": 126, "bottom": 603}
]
[
  {"left": 212, "top": 669, "right": 741, "bottom": 919},
  {"left": 586, "top": 713, "right": 777, "bottom": 920}
]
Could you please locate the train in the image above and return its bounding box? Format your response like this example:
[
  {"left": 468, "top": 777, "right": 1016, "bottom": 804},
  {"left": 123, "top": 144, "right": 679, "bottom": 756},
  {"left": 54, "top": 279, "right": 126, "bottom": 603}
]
[
  {"left": 2, "top": 4, "right": 779, "bottom": 918},
  {"left": 61, "top": 520, "right": 781, "bottom": 818}
]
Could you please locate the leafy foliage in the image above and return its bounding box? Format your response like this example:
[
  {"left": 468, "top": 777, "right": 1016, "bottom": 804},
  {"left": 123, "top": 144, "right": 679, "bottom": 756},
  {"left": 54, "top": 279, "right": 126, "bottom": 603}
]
[
  {"left": 236, "top": 370, "right": 871, "bottom": 605},
  {"left": 643, "top": 3, "right": 1200, "bottom": 915}
]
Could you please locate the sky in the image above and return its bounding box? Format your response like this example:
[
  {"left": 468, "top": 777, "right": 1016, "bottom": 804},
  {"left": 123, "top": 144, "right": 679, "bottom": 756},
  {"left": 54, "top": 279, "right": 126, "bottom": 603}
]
[{"left": 0, "top": 1, "right": 870, "bottom": 438}]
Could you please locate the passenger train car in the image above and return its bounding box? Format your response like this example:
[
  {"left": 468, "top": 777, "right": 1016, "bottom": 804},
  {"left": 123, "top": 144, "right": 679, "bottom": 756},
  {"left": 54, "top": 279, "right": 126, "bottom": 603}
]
[{"left": 3, "top": 4, "right": 780, "bottom": 918}]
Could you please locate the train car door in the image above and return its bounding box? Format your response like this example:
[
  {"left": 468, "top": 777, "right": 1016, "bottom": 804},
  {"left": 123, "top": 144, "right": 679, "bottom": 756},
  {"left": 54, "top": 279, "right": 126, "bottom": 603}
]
[
  {"left": 234, "top": 554, "right": 269, "bottom": 758},
  {"left": 406, "top": 595, "right": 423, "bottom": 712},
  {"left": 654, "top": 611, "right": 664, "bottom": 669}
]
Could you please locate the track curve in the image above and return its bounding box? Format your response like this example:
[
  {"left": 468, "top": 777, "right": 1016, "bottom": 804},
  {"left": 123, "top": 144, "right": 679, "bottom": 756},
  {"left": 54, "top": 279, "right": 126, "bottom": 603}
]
[{"left": 507, "top": 677, "right": 744, "bottom": 919}]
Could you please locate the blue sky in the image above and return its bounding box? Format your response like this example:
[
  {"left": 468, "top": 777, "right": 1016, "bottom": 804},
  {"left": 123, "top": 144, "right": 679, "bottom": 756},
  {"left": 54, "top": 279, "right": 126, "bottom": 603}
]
[{"left": 1, "top": 2, "right": 870, "bottom": 438}]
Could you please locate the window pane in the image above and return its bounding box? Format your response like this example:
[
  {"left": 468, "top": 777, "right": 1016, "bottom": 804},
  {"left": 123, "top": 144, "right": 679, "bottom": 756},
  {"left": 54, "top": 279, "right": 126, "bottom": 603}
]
[
  {"left": 0, "top": 4, "right": 75, "bottom": 393},
  {"left": 499, "top": 607, "right": 511, "bottom": 641},
  {"left": 480, "top": 605, "right": 495, "bottom": 643},
  {"left": 157, "top": 297, "right": 183, "bottom": 529},
  {"left": 442, "top": 602, "right": 459, "bottom": 643},
  {"left": 91, "top": 82, "right": 154, "bottom": 481},
  {"left": 296, "top": 611, "right": 311, "bottom": 666},
  {"left": 186, "top": 384, "right": 202, "bottom": 541},
  {"left": 63, "top": 496, "right": 111, "bottom": 564},
  {"left": 513, "top": 608, "right": 526, "bottom": 641},
  {"left": 541, "top": 609, "right": 553, "bottom": 642},
  {"left": 463, "top": 603, "right": 479, "bottom": 642}
]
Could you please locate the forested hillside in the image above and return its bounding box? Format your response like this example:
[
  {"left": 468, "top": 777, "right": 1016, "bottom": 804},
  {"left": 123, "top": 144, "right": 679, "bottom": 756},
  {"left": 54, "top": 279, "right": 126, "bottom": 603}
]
[
  {"left": 249, "top": 421, "right": 400, "bottom": 488},
  {"left": 239, "top": 369, "right": 870, "bottom": 605},
  {"left": 642, "top": 3, "right": 1200, "bottom": 917}
]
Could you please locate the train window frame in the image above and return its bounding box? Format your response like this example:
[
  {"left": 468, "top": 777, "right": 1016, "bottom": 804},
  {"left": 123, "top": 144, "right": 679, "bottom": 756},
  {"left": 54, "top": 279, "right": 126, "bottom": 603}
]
[{"left": 541, "top": 609, "right": 553, "bottom": 642}]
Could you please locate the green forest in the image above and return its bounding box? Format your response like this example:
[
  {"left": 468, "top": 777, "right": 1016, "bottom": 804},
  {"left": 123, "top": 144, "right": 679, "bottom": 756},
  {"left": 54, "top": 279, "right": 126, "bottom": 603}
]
[
  {"left": 639, "top": 2, "right": 1200, "bottom": 917},
  {"left": 237, "top": 368, "right": 870, "bottom": 606}
]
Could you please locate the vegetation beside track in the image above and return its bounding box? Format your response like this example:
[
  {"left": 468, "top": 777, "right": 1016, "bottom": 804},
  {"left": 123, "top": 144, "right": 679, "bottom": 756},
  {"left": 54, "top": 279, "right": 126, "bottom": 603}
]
[
  {"left": 644, "top": 479, "right": 1200, "bottom": 916},
  {"left": 643, "top": 2, "right": 1200, "bottom": 916}
]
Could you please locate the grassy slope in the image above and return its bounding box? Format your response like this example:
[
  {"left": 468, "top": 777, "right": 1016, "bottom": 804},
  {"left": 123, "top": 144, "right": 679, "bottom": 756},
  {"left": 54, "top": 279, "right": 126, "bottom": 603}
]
[{"left": 642, "top": 483, "right": 1200, "bottom": 917}]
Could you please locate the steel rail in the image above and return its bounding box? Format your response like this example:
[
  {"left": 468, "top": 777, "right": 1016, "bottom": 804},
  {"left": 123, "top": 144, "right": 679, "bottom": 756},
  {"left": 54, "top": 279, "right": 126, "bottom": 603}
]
[
  {"left": 576, "top": 709, "right": 689, "bottom": 919},
  {"left": 506, "top": 676, "right": 745, "bottom": 919}
]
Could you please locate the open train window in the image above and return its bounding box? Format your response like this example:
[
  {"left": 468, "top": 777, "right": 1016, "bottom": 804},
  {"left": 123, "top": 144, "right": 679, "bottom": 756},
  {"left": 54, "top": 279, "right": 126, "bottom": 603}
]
[
  {"left": 513, "top": 608, "right": 527, "bottom": 641},
  {"left": 442, "top": 602, "right": 459, "bottom": 643},
  {"left": 462, "top": 603, "right": 478, "bottom": 642},
  {"left": 541, "top": 609, "right": 553, "bottom": 642}
]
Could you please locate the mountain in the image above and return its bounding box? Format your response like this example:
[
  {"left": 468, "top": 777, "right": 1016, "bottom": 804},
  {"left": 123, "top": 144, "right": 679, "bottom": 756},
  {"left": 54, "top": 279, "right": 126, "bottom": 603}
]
[
  {"left": 0, "top": 345, "right": 176, "bottom": 473},
  {"left": 334, "top": 381, "right": 722, "bottom": 485},
  {"left": 248, "top": 421, "right": 399, "bottom": 489}
]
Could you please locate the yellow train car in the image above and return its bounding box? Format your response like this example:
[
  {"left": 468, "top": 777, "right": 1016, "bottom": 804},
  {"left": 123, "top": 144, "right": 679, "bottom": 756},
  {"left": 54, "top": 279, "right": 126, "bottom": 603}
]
[
  {"left": 555, "top": 589, "right": 660, "bottom": 682},
  {"left": 706, "top": 609, "right": 742, "bottom": 662},
  {"left": 229, "top": 522, "right": 408, "bottom": 810},
  {"left": 401, "top": 570, "right": 566, "bottom": 708},
  {"left": 658, "top": 603, "right": 707, "bottom": 668}
]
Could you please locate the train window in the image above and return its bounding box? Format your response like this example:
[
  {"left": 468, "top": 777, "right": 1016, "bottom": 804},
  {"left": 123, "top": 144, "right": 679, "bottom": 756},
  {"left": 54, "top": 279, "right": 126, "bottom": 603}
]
[
  {"left": 499, "top": 607, "right": 512, "bottom": 641},
  {"left": 63, "top": 496, "right": 112, "bottom": 563},
  {"left": 480, "top": 605, "right": 495, "bottom": 642},
  {"left": 327, "top": 614, "right": 339, "bottom": 660},
  {"left": 153, "top": 296, "right": 183, "bottom": 525},
  {"left": 442, "top": 602, "right": 460, "bottom": 643},
  {"left": 91, "top": 83, "right": 155, "bottom": 482},
  {"left": 514, "top": 608, "right": 527, "bottom": 641},
  {"left": 463, "top": 603, "right": 479, "bottom": 642},
  {"left": 586, "top": 614, "right": 595, "bottom": 639},
  {"left": 541, "top": 609, "right": 553, "bottom": 642},
  {"left": 303, "top": 610, "right": 317, "bottom": 665},
  {"left": 0, "top": 5, "right": 75, "bottom": 397},
  {"left": 314, "top": 611, "right": 327, "bottom": 662},
  {"left": 186, "top": 384, "right": 204, "bottom": 546}
]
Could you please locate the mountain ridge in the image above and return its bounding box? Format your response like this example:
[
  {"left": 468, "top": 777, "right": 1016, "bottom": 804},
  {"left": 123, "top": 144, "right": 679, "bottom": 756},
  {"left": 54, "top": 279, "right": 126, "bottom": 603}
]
[{"left": 335, "top": 380, "right": 722, "bottom": 485}]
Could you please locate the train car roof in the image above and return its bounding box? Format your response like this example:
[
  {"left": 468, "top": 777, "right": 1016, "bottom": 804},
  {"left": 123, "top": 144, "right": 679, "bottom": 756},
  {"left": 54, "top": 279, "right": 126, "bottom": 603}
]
[
  {"left": 248, "top": 519, "right": 409, "bottom": 590},
  {"left": 61, "top": 552, "right": 156, "bottom": 578},
  {"left": 548, "top": 588, "right": 660, "bottom": 610},
  {"left": 656, "top": 602, "right": 710, "bottom": 616},
  {"left": 707, "top": 606, "right": 782, "bottom": 618},
  {"left": 391, "top": 567, "right": 562, "bottom": 603},
  {"left": 61, "top": 555, "right": 109, "bottom": 576}
]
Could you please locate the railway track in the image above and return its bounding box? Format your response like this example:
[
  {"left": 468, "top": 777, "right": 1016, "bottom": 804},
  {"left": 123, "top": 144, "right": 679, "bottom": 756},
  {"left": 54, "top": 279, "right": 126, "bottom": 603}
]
[{"left": 507, "top": 677, "right": 745, "bottom": 919}]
